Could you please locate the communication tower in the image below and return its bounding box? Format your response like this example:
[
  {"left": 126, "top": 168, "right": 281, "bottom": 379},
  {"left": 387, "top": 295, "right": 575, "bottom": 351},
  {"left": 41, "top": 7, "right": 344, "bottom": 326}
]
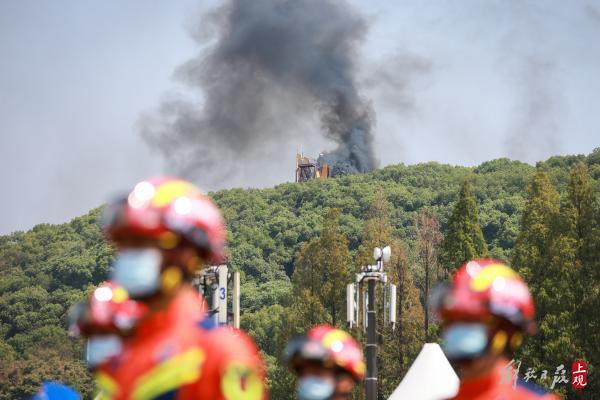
[{"left": 347, "top": 246, "right": 397, "bottom": 400}]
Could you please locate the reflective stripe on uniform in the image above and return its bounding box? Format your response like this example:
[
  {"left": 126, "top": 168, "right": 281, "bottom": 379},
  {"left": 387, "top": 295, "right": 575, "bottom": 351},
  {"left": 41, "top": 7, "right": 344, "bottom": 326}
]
[
  {"left": 221, "top": 362, "right": 264, "bottom": 400},
  {"left": 132, "top": 347, "right": 206, "bottom": 400},
  {"left": 95, "top": 372, "right": 119, "bottom": 400}
]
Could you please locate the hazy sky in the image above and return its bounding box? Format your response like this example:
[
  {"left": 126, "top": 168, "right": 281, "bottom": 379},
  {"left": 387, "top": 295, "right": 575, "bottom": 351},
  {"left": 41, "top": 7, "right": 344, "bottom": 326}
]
[{"left": 1, "top": 0, "right": 599, "bottom": 234}]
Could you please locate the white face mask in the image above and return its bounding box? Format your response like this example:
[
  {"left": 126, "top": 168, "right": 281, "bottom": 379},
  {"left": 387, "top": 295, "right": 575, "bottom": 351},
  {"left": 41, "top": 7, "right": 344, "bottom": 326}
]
[
  {"left": 297, "top": 376, "right": 335, "bottom": 400},
  {"left": 442, "top": 322, "right": 489, "bottom": 361},
  {"left": 110, "top": 248, "right": 162, "bottom": 298},
  {"left": 86, "top": 335, "right": 122, "bottom": 368}
]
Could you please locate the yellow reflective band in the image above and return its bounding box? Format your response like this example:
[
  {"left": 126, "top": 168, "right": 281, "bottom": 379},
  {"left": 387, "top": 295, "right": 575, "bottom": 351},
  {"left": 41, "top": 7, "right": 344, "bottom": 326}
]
[
  {"left": 470, "top": 264, "right": 518, "bottom": 292},
  {"left": 95, "top": 372, "right": 118, "bottom": 399},
  {"left": 221, "top": 363, "right": 264, "bottom": 400},
  {"left": 94, "top": 391, "right": 111, "bottom": 400},
  {"left": 152, "top": 181, "right": 200, "bottom": 207},
  {"left": 132, "top": 347, "right": 206, "bottom": 400}
]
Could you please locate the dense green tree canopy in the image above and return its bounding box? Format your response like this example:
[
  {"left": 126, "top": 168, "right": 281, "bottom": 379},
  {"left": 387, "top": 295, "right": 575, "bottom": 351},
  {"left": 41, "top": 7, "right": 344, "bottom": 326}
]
[
  {"left": 1, "top": 151, "right": 598, "bottom": 399},
  {"left": 512, "top": 165, "right": 600, "bottom": 397}
]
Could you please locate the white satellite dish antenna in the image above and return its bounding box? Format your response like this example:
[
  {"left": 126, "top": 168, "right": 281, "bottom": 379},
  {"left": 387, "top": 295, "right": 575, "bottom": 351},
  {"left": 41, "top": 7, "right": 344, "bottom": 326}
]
[
  {"left": 382, "top": 246, "right": 391, "bottom": 263},
  {"left": 373, "top": 247, "right": 382, "bottom": 261}
]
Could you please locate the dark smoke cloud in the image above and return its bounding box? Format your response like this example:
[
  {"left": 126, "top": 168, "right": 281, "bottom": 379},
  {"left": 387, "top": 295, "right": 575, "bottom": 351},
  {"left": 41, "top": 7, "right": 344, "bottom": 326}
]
[
  {"left": 140, "top": 0, "right": 376, "bottom": 182},
  {"left": 506, "top": 56, "right": 560, "bottom": 161},
  {"left": 364, "top": 53, "right": 432, "bottom": 114},
  {"left": 501, "top": 3, "right": 563, "bottom": 162}
]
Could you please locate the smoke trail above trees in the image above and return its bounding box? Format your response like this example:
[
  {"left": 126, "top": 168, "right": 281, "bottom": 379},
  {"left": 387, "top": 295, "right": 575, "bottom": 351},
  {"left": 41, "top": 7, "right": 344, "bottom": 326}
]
[{"left": 140, "top": 0, "right": 376, "bottom": 181}]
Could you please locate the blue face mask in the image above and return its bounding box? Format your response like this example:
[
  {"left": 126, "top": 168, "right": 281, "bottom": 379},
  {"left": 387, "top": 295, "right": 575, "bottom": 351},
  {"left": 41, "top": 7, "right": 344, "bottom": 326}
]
[
  {"left": 86, "top": 335, "right": 122, "bottom": 368},
  {"left": 297, "top": 376, "right": 335, "bottom": 400},
  {"left": 442, "top": 322, "right": 489, "bottom": 361},
  {"left": 110, "top": 248, "right": 162, "bottom": 298}
]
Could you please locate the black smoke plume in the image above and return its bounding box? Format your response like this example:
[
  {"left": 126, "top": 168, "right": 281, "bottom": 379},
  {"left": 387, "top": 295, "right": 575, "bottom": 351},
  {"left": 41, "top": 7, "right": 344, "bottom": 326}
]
[{"left": 139, "top": 0, "right": 376, "bottom": 182}]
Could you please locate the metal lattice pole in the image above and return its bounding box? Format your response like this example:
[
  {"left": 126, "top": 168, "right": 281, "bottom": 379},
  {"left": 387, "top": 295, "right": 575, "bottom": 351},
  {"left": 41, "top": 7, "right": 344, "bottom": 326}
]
[{"left": 366, "top": 278, "right": 377, "bottom": 400}]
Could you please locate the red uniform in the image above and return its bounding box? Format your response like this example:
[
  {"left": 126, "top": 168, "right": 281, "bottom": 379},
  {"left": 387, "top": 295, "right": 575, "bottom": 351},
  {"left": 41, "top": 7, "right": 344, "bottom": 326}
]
[
  {"left": 452, "top": 359, "right": 560, "bottom": 400},
  {"left": 95, "top": 287, "right": 266, "bottom": 400}
]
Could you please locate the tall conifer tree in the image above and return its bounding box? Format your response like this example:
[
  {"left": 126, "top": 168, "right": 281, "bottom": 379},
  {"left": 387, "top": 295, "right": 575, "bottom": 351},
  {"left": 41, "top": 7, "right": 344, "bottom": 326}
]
[
  {"left": 292, "top": 208, "right": 352, "bottom": 326},
  {"left": 415, "top": 210, "right": 443, "bottom": 341},
  {"left": 566, "top": 163, "right": 599, "bottom": 395},
  {"left": 512, "top": 170, "right": 578, "bottom": 396},
  {"left": 439, "top": 179, "right": 488, "bottom": 271}
]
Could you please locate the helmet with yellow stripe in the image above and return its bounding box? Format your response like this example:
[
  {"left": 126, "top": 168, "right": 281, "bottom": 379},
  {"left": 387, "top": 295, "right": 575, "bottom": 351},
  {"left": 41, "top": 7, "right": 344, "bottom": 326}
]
[
  {"left": 68, "top": 281, "right": 149, "bottom": 369},
  {"left": 69, "top": 281, "right": 148, "bottom": 336},
  {"left": 285, "top": 325, "right": 365, "bottom": 381},
  {"left": 434, "top": 258, "right": 536, "bottom": 335},
  {"left": 102, "top": 177, "right": 226, "bottom": 263}
]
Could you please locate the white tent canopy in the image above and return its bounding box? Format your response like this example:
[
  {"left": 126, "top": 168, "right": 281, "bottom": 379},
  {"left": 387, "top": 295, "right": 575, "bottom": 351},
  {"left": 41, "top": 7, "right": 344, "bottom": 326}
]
[{"left": 387, "top": 343, "right": 459, "bottom": 400}]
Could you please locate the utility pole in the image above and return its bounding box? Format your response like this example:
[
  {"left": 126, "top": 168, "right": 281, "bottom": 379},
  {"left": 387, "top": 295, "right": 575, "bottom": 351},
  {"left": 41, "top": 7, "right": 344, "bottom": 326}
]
[
  {"left": 193, "top": 265, "right": 241, "bottom": 327},
  {"left": 347, "top": 246, "right": 396, "bottom": 400},
  {"left": 366, "top": 277, "right": 377, "bottom": 400}
]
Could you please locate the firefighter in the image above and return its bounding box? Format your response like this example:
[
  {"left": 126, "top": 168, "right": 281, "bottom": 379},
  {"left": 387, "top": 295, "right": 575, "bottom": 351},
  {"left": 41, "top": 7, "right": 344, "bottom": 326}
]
[
  {"left": 284, "top": 325, "right": 365, "bottom": 400},
  {"left": 95, "top": 177, "right": 266, "bottom": 400},
  {"left": 433, "top": 259, "right": 559, "bottom": 399},
  {"left": 68, "top": 281, "right": 148, "bottom": 370},
  {"left": 33, "top": 283, "right": 140, "bottom": 400}
]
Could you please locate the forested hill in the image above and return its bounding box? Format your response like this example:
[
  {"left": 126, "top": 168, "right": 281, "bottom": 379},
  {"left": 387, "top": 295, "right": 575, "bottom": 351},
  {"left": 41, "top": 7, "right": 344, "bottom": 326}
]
[{"left": 1, "top": 150, "right": 599, "bottom": 399}]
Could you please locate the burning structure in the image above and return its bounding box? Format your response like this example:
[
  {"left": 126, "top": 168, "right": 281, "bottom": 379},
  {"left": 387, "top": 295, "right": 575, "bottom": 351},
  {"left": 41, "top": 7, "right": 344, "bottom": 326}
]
[
  {"left": 295, "top": 153, "right": 330, "bottom": 182},
  {"left": 140, "top": 0, "right": 378, "bottom": 185},
  {"left": 296, "top": 148, "right": 369, "bottom": 182}
]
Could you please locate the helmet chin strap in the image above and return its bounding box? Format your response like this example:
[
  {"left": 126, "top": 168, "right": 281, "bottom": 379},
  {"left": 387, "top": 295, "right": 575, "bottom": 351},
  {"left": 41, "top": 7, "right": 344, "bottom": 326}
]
[
  {"left": 490, "top": 330, "right": 508, "bottom": 354},
  {"left": 161, "top": 266, "right": 183, "bottom": 295},
  {"left": 509, "top": 332, "right": 523, "bottom": 350},
  {"left": 491, "top": 329, "right": 524, "bottom": 356}
]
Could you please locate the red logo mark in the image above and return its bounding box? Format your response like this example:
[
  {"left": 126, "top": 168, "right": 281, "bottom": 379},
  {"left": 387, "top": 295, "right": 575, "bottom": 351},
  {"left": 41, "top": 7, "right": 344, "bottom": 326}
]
[{"left": 571, "top": 360, "right": 587, "bottom": 389}]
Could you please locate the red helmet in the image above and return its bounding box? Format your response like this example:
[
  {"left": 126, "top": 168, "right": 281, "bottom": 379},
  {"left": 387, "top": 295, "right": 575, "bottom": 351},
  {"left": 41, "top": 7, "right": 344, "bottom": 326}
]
[
  {"left": 434, "top": 259, "right": 536, "bottom": 335},
  {"left": 102, "top": 177, "right": 226, "bottom": 263},
  {"left": 69, "top": 281, "right": 148, "bottom": 336},
  {"left": 285, "top": 325, "right": 366, "bottom": 381}
]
